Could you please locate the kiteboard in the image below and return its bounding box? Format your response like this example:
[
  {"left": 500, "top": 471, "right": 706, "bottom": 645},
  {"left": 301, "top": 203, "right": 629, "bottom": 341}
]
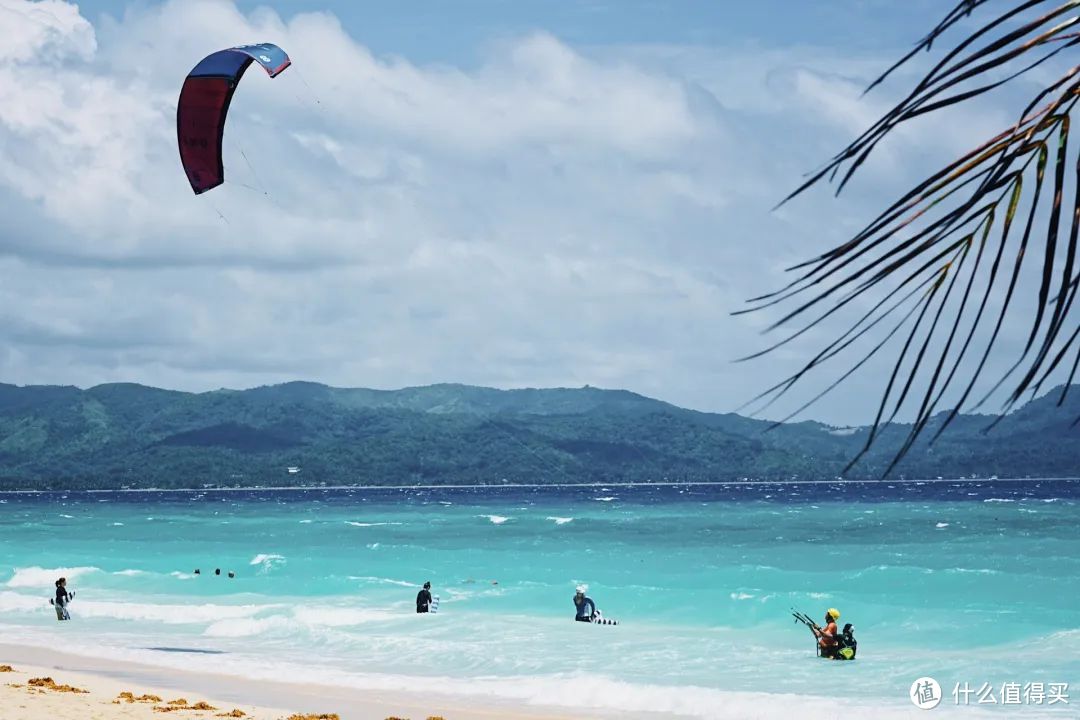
[
  {"left": 49, "top": 596, "right": 72, "bottom": 621},
  {"left": 590, "top": 610, "right": 618, "bottom": 626},
  {"left": 430, "top": 595, "right": 440, "bottom": 615}
]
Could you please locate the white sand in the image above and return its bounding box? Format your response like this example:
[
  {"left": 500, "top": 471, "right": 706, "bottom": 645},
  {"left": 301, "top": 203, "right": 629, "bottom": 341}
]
[
  {"left": 0, "top": 644, "right": 672, "bottom": 720},
  {"left": 1, "top": 643, "right": 1040, "bottom": 720}
]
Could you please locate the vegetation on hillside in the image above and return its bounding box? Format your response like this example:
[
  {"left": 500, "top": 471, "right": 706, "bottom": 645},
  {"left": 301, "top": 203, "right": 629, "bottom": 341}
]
[{"left": 0, "top": 381, "right": 1076, "bottom": 490}]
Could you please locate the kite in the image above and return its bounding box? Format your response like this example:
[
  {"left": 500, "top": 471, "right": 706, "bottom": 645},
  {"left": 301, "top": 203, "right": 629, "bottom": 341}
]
[{"left": 177, "top": 43, "right": 291, "bottom": 194}]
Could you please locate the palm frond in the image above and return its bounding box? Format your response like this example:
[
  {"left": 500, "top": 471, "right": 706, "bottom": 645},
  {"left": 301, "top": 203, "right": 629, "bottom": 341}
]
[{"left": 750, "top": 0, "right": 1080, "bottom": 474}]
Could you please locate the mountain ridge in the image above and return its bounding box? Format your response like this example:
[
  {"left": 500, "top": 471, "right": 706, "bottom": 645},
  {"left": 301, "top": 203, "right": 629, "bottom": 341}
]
[{"left": 0, "top": 380, "right": 1076, "bottom": 489}]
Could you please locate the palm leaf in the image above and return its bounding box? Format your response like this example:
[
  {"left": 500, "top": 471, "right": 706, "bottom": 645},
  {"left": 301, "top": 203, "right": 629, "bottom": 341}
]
[{"left": 749, "top": 0, "right": 1080, "bottom": 474}]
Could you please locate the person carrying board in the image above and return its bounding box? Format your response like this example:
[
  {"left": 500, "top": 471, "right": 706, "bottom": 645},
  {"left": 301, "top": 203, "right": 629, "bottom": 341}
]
[
  {"left": 50, "top": 577, "right": 73, "bottom": 621},
  {"left": 416, "top": 581, "right": 433, "bottom": 613},
  {"left": 574, "top": 584, "right": 618, "bottom": 625}
]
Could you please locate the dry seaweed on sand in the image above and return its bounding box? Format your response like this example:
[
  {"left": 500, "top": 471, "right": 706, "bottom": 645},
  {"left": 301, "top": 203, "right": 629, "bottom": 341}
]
[
  {"left": 285, "top": 714, "right": 341, "bottom": 720},
  {"left": 118, "top": 691, "right": 162, "bottom": 703},
  {"left": 153, "top": 699, "right": 217, "bottom": 712},
  {"left": 216, "top": 710, "right": 246, "bottom": 718},
  {"left": 0, "top": 665, "right": 15, "bottom": 672},
  {"left": 27, "top": 677, "right": 88, "bottom": 693}
]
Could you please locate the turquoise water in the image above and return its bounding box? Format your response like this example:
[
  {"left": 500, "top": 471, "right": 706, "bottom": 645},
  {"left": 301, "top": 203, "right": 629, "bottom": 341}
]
[{"left": 0, "top": 481, "right": 1077, "bottom": 717}]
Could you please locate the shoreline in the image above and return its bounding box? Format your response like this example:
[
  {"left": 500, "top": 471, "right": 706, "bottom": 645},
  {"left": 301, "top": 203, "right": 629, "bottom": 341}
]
[
  {"left": 1, "top": 476, "right": 1078, "bottom": 494},
  {"left": 0, "top": 643, "right": 668, "bottom": 720},
  {"left": 0, "top": 642, "right": 1027, "bottom": 720}
]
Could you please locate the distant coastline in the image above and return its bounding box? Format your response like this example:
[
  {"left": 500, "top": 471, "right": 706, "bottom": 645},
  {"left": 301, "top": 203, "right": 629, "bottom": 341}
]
[
  {"left": 2, "top": 476, "right": 1079, "bottom": 493},
  {"left": 2, "top": 380, "right": 1079, "bottom": 489}
]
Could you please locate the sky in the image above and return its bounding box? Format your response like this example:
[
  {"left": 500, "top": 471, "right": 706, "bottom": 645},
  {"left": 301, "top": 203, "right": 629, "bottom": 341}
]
[{"left": 0, "top": 0, "right": 1065, "bottom": 425}]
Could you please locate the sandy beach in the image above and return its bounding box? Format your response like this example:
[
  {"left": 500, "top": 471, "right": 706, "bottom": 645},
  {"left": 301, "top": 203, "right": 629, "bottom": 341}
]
[
  {"left": 0, "top": 666, "right": 275, "bottom": 720},
  {"left": 0, "top": 642, "right": 1030, "bottom": 720},
  {"left": 0, "top": 659, "right": 598, "bottom": 720},
  {"left": 0, "top": 644, "right": 684, "bottom": 720}
]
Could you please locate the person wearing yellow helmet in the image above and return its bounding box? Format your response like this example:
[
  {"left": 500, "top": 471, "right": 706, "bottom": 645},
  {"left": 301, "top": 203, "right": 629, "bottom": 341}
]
[{"left": 813, "top": 608, "right": 841, "bottom": 657}]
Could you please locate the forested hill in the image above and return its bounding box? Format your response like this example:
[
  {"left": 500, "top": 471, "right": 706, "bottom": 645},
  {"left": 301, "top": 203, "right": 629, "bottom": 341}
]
[{"left": 0, "top": 381, "right": 1077, "bottom": 490}]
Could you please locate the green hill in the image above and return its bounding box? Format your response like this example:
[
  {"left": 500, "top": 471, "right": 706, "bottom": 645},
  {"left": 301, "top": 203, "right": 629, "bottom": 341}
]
[{"left": 0, "top": 381, "right": 1076, "bottom": 489}]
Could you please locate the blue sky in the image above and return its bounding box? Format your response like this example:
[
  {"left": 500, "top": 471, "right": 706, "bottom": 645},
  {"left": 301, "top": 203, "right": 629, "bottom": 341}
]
[
  {"left": 0, "top": 0, "right": 1058, "bottom": 424},
  {"left": 82, "top": 1, "right": 941, "bottom": 62}
]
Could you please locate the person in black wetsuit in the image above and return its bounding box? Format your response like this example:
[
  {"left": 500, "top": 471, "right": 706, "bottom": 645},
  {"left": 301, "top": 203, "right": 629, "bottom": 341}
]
[
  {"left": 416, "top": 581, "right": 433, "bottom": 613},
  {"left": 573, "top": 585, "right": 596, "bottom": 622},
  {"left": 51, "top": 577, "right": 72, "bottom": 621}
]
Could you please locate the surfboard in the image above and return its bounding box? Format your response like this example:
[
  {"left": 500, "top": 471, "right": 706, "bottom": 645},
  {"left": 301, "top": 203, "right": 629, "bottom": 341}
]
[
  {"left": 587, "top": 610, "right": 618, "bottom": 626},
  {"left": 50, "top": 597, "right": 71, "bottom": 621}
]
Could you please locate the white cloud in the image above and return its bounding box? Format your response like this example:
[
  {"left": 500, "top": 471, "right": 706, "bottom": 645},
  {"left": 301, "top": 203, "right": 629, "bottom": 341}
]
[
  {"left": 0, "top": 0, "right": 1061, "bottom": 425},
  {"left": 0, "top": 0, "right": 94, "bottom": 64}
]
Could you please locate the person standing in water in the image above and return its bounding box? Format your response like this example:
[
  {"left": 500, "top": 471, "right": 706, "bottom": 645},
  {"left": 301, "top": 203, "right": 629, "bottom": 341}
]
[
  {"left": 51, "top": 578, "right": 72, "bottom": 621},
  {"left": 416, "top": 581, "right": 433, "bottom": 613},
  {"left": 813, "top": 608, "right": 840, "bottom": 657},
  {"left": 573, "top": 585, "right": 597, "bottom": 622}
]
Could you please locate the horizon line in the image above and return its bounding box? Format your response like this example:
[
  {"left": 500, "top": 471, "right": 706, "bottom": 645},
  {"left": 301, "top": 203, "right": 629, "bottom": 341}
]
[{"left": 2, "top": 477, "right": 1077, "bottom": 494}]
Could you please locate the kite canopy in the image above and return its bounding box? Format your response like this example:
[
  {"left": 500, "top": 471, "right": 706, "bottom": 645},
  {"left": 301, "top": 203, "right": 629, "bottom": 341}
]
[{"left": 177, "top": 43, "right": 291, "bottom": 195}]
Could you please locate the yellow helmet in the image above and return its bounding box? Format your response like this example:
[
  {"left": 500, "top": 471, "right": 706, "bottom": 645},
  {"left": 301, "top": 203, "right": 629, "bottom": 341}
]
[{"left": 827, "top": 608, "right": 841, "bottom": 620}]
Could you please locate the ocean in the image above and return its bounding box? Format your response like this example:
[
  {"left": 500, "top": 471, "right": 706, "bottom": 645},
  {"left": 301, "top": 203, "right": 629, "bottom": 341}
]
[{"left": 0, "top": 480, "right": 1077, "bottom": 718}]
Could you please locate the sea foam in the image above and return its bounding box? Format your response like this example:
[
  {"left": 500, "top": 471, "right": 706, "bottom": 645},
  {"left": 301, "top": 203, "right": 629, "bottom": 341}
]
[
  {"left": 6, "top": 566, "right": 101, "bottom": 588},
  {"left": 249, "top": 554, "right": 286, "bottom": 572}
]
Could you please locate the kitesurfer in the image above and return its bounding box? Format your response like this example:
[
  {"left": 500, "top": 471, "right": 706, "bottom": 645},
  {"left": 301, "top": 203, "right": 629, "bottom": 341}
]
[
  {"left": 51, "top": 578, "right": 72, "bottom": 621},
  {"left": 416, "top": 581, "right": 433, "bottom": 613},
  {"left": 573, "top": 585, "right": 597, "bottom": 622},
  {"left": 791, "top": 608, "right": 856, "bottom": 659},
  {"left": 837, "top": 623, "right": 857, "bottom": 659},
  {"left": 813, "top": 608, "right": 840, "bottom": 657}
]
